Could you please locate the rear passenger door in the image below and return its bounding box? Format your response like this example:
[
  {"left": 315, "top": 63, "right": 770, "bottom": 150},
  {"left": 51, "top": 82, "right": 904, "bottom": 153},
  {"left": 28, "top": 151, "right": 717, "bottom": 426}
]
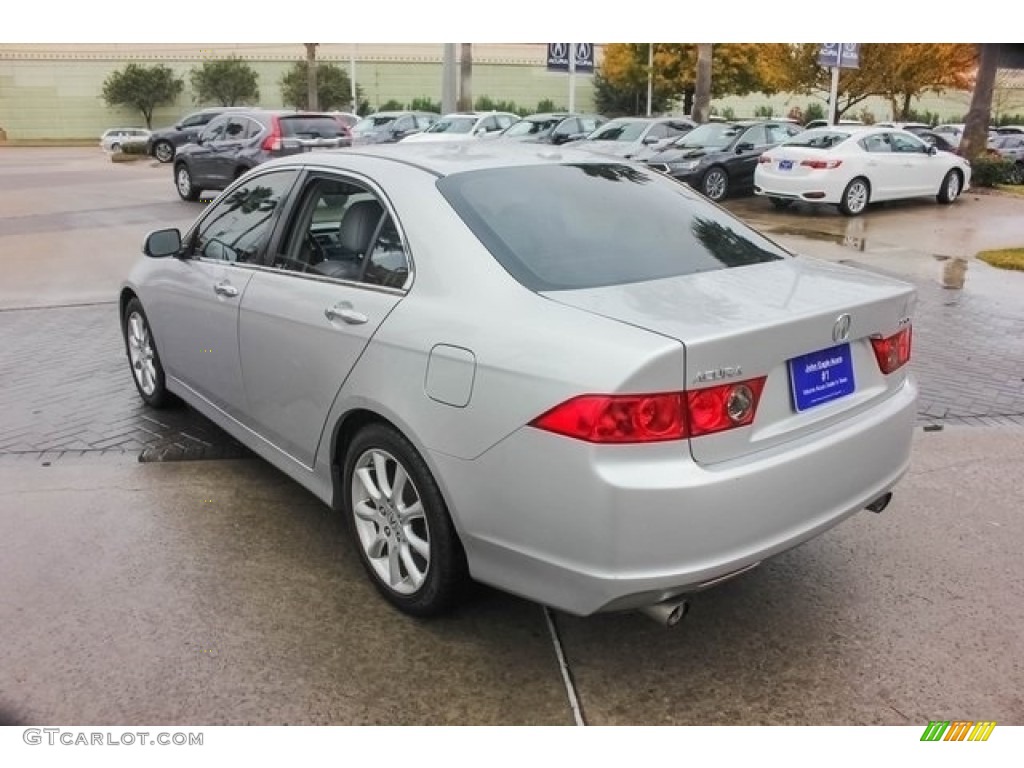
[{"left": 236, "top": 172, "right": 409, "bottom": 468}]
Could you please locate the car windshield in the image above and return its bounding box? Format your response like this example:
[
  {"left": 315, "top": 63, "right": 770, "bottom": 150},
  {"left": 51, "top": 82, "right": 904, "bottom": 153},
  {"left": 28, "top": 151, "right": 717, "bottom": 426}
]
[
  {"left": 279, "top": 116, "right": 345, "bottom": 138},
  {"left": 784, "top": 130, "right": 851, "bottom": 149},
  {"left": 674, "top": 123, "right": 743, "bottom": 149},
  {"left": 504, "top": 118, "right": 560, "bottom": 138},
  {"left": 589, "top": 121, "right": 649, "bottom": 142},
  {"left": 437, "top": 163, "right": 788, "bottom": 292},
  {"left": 353, "top": 116, "right": 396, "bottom": 134},
  {"left": 426, "top": 117, "right": 477, "bottom": 134}
]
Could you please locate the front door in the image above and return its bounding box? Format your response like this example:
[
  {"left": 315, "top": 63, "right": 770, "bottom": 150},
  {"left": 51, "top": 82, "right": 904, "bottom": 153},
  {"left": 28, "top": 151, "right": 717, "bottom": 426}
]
[{"left": 153, "top": 168, "right": 300, "bottom": 418}]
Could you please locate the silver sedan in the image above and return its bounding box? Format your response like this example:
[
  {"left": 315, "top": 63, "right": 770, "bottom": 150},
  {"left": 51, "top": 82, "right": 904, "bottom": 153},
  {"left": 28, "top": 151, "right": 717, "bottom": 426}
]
[{"left": 120, "top": 143, "right": 917, "bottom": 622}]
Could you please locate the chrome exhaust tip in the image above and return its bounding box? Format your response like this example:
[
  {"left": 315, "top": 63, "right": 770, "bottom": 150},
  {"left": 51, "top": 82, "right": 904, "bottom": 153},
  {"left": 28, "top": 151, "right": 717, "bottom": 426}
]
[
  {"left": 865, "top": 492, "right": 893, "bottom": 513},
  {"left": 639, "top": 598, "right": 689, "bottom": 628}
]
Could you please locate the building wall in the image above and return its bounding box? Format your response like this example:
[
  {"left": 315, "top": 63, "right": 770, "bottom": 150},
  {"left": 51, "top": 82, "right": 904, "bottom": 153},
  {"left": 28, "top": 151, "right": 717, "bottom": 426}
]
[{"left": 0, "top": 44, "right": 598, "bottom": 140}]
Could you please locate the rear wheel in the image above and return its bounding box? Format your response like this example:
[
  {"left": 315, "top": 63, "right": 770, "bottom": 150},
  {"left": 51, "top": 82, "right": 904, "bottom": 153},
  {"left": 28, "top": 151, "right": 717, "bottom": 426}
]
[
  {"left": 175, "top": 164, "right": 200, "bottom": 201},
  {"left": 769, "top": 196, "right": 793, "bottom": 210},
  {"left": 937, "top": 169, "right": 963, "bottom": 204},
  {"left": 110, "top": 142, "right": 121, "bottom": 153},
  {"left": 838, "top": 177, "right": 870, "bottom": 216},
  {"left": 153, "top": 140, "right": 174, "bottom": 163},
  {"left": 343, "top": 423, "right": 467, "bottom": 617}
]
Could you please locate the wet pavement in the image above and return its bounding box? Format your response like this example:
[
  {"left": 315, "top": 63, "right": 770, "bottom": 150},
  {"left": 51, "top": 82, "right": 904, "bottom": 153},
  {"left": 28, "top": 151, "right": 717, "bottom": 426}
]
[{"left": 1, "top": 149, "right": 1023, "bottom": 725}]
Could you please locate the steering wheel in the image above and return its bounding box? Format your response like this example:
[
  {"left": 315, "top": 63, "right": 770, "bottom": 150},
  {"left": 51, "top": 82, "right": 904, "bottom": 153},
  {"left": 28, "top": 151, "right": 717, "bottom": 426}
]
[{"left": 305, "top": 232, "right": 328, "bottom": 266}]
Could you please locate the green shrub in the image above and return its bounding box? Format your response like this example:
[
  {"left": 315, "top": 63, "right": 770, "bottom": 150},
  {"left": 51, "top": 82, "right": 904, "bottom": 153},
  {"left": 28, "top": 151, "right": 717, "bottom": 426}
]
[
  {"left": 804, "top": 102, "right": 826, "bottom": 122},
  {"left": 475, "top": 96, "right": 522, "bottom": 115},
  {"left": 409, "top": 96, "right": 440, "bottom": 113},
  {"left": 721, "top": 106, "right": 736, "bottom": 120},
  {"left": 971, "top": 155, "right": 1014, "bottom": 187},
  {"left": 378, "top": 99, "right": 404, "bottom": 112},
  {"left": 754, "top": 104, "right": 774, "bottom": 118},
  {"left": 536, "top": 98, "right": 562, "bottom": 113}
]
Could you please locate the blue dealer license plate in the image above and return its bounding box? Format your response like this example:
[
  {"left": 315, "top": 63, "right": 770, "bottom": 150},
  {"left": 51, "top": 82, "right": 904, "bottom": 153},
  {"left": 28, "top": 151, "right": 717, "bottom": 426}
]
[
  {"left": 788, "top": 343, "right": 855, "bottom": 412},
  {"left": 779, "top": 160, "right": 794, "bottom": 170}
]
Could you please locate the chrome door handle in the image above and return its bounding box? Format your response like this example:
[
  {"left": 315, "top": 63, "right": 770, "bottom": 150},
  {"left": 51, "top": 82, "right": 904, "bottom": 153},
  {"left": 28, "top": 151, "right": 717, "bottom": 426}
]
[
  {"left": 213, "top": 282, "right": 238, "bottom": 297},
  {"left": 325, "top": 305, "right": 368, "bottom": 324}
]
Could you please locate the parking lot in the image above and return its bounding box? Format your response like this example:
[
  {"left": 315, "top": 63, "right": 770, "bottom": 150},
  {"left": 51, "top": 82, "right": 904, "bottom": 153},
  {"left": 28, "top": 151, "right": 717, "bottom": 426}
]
[{"left": 1, "top": 147, "right": 1023, "bottom": 725}]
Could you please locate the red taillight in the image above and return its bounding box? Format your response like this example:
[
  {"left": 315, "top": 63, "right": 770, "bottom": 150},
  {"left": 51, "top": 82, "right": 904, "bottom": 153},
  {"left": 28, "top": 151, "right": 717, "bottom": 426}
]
[
  {"left": 261, "top": 116, "right": 283, "bottom": 151},
  {"left": 530, "top": 377, "right": 767, "bottom": 443},
  {"left": 870, "top": 327, "right": 912, "bottom": 374},
  {"left": 530, "top": 393, "right": 686, "bottom": 443},
  {"left": 800, "top": 159, "right": 843, "bottom": 169},
  {"left": 686, "top": 378, "right": 766, "bottom": 437},
  {"left": 759, "top": 155, "right": 773, "bottom": 164}
]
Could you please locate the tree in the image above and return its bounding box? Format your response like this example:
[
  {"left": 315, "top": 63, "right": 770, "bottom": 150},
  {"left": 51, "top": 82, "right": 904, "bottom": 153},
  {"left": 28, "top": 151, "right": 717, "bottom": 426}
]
[
  {"left": 761, "top": 43, "right": 976, "bottom": 121},
  {"left": 189, "top": 56, "right": 259, "bottom": 106},
  {"left": 102, "top": 63, "right": 183, "bottom": 129},
  {"left": 960, "top": 44, "right": 1001, "bottom": 162},
  {"left": 280, "top": 60, "right": 358, "bottom": 111},
  {"left": 692, "top": 44, "right": 713, "bottom": 122},
  {"left": 598, "top": 43, "right": 779, "bottom": 115}
]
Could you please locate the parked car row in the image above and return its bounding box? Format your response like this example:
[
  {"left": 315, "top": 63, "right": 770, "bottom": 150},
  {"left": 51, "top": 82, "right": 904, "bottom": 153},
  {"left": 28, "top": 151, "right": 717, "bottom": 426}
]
[{"left": 99, "top": 127, "right": 150, "bottom": 152}]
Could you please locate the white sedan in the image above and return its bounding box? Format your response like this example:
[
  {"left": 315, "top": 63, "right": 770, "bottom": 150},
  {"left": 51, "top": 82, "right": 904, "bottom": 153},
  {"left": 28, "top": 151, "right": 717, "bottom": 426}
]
[
  {"left": 399, "top": 111, "right": 518, "bottom": 144},
  {"left": 754, "top": 126, "right": 971, "bottom": 215}
]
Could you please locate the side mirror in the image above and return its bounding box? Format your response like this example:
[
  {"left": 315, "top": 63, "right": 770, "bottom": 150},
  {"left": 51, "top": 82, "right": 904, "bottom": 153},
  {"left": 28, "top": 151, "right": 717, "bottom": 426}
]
[
  {"left": 642, "top": 134, "right": 661, "bottom": 145},
  {"left": 551, "top": 133, "right": 569, "bottom": 145},
  {"left": 174, "top": 124, "right": 183, "bottom": 130},
  {"left": 928, "top": 145, "right": 938, "bottom": 156},
  {"left": 736, "top": 142, "right": 755, "bottom": 153},
  {"left": 144, "top": 228, "right": 182, "bottom": 258}
]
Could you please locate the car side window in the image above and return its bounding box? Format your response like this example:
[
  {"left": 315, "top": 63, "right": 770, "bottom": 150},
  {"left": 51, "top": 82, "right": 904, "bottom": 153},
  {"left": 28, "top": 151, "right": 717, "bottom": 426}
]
[
  {"left": 480, "top": 116, "right": 499, "bottom": 133},
  {"left": 766, "top": 124, "right": 795, "bottom": 144},
  {"left": 363, "top": 214, "right": 410, "bottom": 289},
  {"left": 273, "top": 176, "right": 389, "bottom": 284},
  {"left": 394, "top": 117, "right": 413, "bottom": 132},
  {"left": 647, "top": 124, "right": 669, "bottom": 140},
  {"left": 224, "top": 118, "right": 248, "bottom": 140},
  {"left": 497, "top": 114, "right": 515, "bottom": 130},
  {"left": 740, "top": 125, "right": 769, "bottom": 147},
  {"left": 890, "top": 133, "right": 927, "bottom": 153},
  {"left": 579, "top": 117, "right": 600, "bottom": 133},
  {"left": 180, "top": 113, "right": 207, "bottom": 129},
  {"left": 191, "top": 170, "right": 298, "bottom": 264},
  {"left": 199, "top": 116, "right": 229, "bottom": 143},
  {"left": 860, "top": 134, "right": 891, "bottom": 153}
]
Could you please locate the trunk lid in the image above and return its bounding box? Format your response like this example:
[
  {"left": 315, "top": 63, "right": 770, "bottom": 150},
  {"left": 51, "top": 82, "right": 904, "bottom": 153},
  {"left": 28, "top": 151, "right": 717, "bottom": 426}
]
[{"left": 541, "top": 257, "right": 916, "bottom": 465}]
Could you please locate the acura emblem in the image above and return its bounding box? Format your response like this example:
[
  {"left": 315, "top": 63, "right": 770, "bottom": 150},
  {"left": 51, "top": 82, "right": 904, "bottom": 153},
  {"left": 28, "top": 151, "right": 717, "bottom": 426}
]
[{"left": 832, "top": 313, "right": 852, "bottom": 343}]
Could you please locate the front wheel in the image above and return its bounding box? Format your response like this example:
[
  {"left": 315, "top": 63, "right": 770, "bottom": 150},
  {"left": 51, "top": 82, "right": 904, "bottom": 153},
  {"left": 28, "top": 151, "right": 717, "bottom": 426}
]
[
  {"left": 175, "top": 164, "right": 200, "bottom": 201},
  {"left": 153, "top": 140, "right": 174, "bottom": 163},
  {"left": 839, "top": 177, "right": 870, "bottom": 216},
  {"left": 937, "top": 169, "right": 963, "bottom": 204},
  {"left": 701, "top": 167, "right": 729, "bottom": 202},
  {"left": 123, "top": 298, "right": 173, "bottom": 408},
  {"left": 343, "top": 423, "right": 467, "bottom": 617}
]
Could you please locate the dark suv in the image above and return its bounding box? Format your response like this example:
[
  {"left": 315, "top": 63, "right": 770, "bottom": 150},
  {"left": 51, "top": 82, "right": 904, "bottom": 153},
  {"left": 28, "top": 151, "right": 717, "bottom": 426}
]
[
  {"left": 147, "top": 107, "right": 250, "bottom": 163},
  {"left": 172, "top": 110, "right": 349, "bottom": 201}
]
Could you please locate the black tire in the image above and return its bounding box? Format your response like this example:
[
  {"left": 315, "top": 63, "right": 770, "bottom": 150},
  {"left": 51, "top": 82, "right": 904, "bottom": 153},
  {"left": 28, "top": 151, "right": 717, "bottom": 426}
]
[
  {"left": 153, "top": 140, "right": 175, "bottom": 163},
  {"left": 110, "top": 142, "right": 121, "bottom": 153},
  {"left": 769, "top": 196, "right": 793, "bottom": 210},
  {"left": 342, "top": 423, "right": 467, "bottom": 617},
  {"left": 937, "top": 169, "right": 963, "bottom": 204},
  {"left": 838, "top": 177, "right": 870, "bottom": 216},
  {"left": 122, "top": 297, "right": 173, "bottom": 408},
  {"left": 174, "top": 163, "right": 200, "bottom": 201},
  {"left": 701, "top": 166, "right": 730, "bottom": 201}
]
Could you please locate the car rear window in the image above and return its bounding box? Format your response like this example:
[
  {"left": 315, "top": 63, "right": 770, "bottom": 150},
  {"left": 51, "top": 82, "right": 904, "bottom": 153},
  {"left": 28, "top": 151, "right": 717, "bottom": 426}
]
[
  {"left": 785, "top": 130, "right": 851, "bottom": 149},
  {"left": 437, "top": 163, "right": 787, "bottom": 292},
  {"left": 278, "top": 116, "right": 346, "bottom": 139}
]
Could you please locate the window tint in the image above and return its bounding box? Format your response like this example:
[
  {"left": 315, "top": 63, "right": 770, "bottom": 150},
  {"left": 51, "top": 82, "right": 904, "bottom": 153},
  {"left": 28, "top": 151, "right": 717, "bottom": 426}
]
[
  {"left": 766, "top": 124, "right": 796, "bottom": 144},
  {"left": 192, "top": 170, "right": 298, "bottom": 264},
  {"left": 437, "top": 164, "right": 787, "bottom": 292},
  {"left": 787, "top": 130, "right": 850, "bottom": 149},
  {"left": 740, "top": 125, "right": 768, "bottom": 146},
  {"left": 200, "top": 116, "right": 229, "bottom": 143},
  {"left": 647, "top": 123, "right": 669, "bottom": 140},
  {"left": 860, "top": 134, "right": 891, "bottom": 153},
  {"left": 890, "top": 133, "right": 926, "bottom": 153},
  {"left": 273, "top": 176, "right": 391, "bottom": 283},
  {"left": 278, "top": 116, "right": 345, "bottom": 138},
  {"left": 181, "top": 113, "right": 212, "bottom": 128},
  {"left": 224, "top": 118, "right": 248, "bottom": 140},
  {"left": 364, "top": 215, "right": 410, "bottom": 288}
]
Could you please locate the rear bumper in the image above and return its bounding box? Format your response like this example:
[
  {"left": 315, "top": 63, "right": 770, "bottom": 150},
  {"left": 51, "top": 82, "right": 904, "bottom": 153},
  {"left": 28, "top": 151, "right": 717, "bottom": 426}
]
[
  {"left": 754, "top": 170, "right": 845, "bottom": 204},
  {"left": 432, "top": 377, "right": 917, "bottom": 616}
]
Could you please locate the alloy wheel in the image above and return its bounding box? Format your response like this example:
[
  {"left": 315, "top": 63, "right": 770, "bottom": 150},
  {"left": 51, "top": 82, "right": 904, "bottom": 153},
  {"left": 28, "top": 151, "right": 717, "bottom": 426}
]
[
  {"left": 350, "top": 448, "right": 431, "bottom": 595},
  {"left": 126, "top": 311, "right": 157, "bottom": 396}
]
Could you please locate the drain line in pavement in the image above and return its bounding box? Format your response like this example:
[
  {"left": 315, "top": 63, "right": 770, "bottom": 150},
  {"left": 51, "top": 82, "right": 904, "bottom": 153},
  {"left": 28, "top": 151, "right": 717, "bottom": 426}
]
[{"left": 542, "top": 606, "right": 585, "bottom": 726}]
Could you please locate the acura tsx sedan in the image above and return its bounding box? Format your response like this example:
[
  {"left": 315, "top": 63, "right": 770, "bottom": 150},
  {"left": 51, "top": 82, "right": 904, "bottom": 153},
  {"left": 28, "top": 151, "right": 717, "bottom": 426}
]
[{"left": 120, "top": 143, "right": 917, "bottom": 622}]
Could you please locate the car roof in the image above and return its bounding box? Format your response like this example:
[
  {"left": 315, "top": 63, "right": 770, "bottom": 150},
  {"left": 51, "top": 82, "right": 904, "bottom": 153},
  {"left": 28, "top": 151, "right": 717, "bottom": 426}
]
[{"left": 258, "top": 141, "right": 656, "bottom": 178}]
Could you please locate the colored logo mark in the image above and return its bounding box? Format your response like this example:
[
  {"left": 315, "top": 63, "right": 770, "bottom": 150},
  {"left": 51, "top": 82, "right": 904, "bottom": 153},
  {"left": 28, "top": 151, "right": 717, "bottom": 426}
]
[{"left": 920, "top": 721, "right": 996, "bottom": 742}]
